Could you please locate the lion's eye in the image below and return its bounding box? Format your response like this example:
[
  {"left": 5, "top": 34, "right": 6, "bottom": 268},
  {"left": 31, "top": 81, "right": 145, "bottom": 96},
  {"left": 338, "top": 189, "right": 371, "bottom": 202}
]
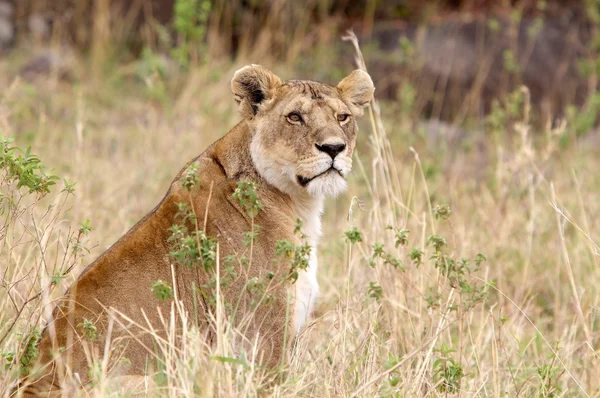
[
  {"left": 337, "top": 114, "right": 350, "bottom": 123},
  {"left": 287, "top": 112, "right": 303, "bottom": 123}
]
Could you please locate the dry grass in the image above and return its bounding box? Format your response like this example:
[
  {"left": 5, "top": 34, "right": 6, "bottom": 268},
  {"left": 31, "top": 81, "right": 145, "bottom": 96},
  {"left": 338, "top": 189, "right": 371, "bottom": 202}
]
[{"left": 1, "top": 24, "right": 599, "bottom": 397}]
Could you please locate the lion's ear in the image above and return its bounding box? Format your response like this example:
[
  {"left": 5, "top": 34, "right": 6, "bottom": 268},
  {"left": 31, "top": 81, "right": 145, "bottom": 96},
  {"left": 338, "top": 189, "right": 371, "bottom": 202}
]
[
  {"left": 337, "top": 70, "right": 375, "bottom": 118},
  {"left": 231, "top": 64, "right": 282, "bottom": 118}
]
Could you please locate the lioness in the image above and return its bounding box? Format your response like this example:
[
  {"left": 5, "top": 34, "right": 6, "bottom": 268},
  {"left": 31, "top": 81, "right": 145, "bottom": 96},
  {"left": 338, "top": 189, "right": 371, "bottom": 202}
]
[{"left": 15, "top": 65, "right": 374, "bottom": 396}]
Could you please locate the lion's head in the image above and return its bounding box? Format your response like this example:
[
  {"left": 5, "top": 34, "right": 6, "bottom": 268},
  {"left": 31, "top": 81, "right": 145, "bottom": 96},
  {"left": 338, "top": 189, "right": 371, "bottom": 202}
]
[{"left": 231, "top": 65, "right": 374, "bottom": 198}]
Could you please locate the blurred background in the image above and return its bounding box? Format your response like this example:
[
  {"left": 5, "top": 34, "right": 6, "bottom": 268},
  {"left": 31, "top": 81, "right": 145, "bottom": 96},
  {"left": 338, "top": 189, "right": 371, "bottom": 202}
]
[{"left": 1, "top": 0, "right": 599, "bottom": 124}]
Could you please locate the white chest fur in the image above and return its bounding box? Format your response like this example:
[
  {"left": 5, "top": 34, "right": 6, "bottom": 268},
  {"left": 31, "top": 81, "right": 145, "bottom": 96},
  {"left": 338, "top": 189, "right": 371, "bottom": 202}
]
[{"left": 292, "top": 198, "right": 323, "bottom": 333}]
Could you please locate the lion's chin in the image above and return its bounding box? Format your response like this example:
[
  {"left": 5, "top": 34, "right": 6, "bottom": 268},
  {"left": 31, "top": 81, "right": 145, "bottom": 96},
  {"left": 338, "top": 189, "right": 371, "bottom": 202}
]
[{"left": 305, "top": 171, "right": 348, "bottom": 198}]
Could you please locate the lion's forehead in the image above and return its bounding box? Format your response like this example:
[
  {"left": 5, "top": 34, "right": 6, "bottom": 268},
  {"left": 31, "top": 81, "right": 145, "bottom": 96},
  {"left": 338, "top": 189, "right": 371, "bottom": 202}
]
[
  {"left": 275, "top": 81, "right": 349, "bottom": 115},
  {"left": 282, "top": 80, "right": 337, "bottom": 98}
]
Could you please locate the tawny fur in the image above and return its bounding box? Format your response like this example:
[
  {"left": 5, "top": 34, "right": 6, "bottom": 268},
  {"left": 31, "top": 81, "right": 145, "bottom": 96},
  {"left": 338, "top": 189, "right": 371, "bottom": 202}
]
[{"left": 14, "top": 65, "right": 374, "bottom": 396}]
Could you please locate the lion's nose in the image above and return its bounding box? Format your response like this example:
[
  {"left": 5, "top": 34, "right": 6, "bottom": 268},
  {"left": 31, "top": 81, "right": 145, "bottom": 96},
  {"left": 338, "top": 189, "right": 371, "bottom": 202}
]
[{"left": 316, "top": 142, "right": 346, "bottom": 159}]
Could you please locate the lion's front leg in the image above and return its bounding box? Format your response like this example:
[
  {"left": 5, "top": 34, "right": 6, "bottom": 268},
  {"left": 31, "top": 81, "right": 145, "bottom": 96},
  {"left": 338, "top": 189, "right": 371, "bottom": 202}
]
[{"left": 293, "top": 250, "right": 319, "bottom": 333}]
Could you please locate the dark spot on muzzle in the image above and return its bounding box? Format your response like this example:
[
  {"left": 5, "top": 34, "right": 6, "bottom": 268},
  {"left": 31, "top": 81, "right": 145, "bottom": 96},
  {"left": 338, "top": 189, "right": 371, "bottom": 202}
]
[{"left": 297, "top": 175, "right": 311, "bottom": 186}]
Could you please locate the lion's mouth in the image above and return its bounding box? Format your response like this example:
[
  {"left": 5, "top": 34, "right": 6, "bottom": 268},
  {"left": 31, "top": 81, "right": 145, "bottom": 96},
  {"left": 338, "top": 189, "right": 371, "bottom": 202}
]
[{"left": 297, "top": 167, "right": 343, "bottom": 187}]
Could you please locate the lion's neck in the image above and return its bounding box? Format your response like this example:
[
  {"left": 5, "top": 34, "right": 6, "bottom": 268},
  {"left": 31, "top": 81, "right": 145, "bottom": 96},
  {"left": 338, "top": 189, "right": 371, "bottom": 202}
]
[{"left": 211, "top": 121, "right": 261, "bottom": 182}]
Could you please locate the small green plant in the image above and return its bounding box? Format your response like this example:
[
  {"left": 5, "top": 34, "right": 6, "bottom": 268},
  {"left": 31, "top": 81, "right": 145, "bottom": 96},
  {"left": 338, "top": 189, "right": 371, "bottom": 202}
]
[
  {"left": 50, "top": 269, "right": 67, "bottom": 286},
  {"left": 433, "top": 204, "right": 452, "bottom": 220},
  {"left": 152, "top": 280, "right": 174, "bottom": 301},
  {"left": 0, "top": 136, "right": 94, "bottom": 382},
  {"left": 1, "top": 350, "right": 14, "bottom": 371},
  {"left": 198, "top": 231, "right": 218, "bottom": 270},
  {"left": 169, "top": 226, "right": 217, "bottom": 271},
  {"left": 425, "top": 291, "right": 441, "bottom": 310},
  {"left": 87, "top": 361, "right": 103, "bottom": 386},
  {"left": 19, "top": 327, "right": 41, "bottom": 371},
  {"left": 384, "top": 354, "right": 402, "bottom": 388},
  {"left": 233, "top": 181, "right": 263, "bottom": 218},
  {"left": 272, "top": 218, "right": 311, "bottom": 283},
  {"left": 386, "top": 225, "right": 410, "bottom": 247},
  {"left": 275, "top": 239, "right": 311, "bottom": 283},
  {"left": 426, "top": 233, "right": 488, "bottom": 310},
  {"left": 243, "top": 225, "right": 261, "bottom": 247},
  {"left": 433, "top": 344, "right": 465, "bottom": 394},
  {"left": 232, "top": 180, "right": 263, "bottom": 271},
  {"left": 197, "top": 262, "right": 238, "bottom": 307},
  {"left": 168, "top": 225, "right": 198, "bottom": 266},
  {"left": 368, "top": 242, "right": 404, "bottom": 270},
  {"left": 79, "top": 219, "right": 93, "bottom": 235},
  {"left": 78, "top": 319, "right": 97, "bottom": 341},
  {"left": 168, "top": 203, "right": 217, "bottom": 272},
  {"left": 344, "top": 227, "right": 363, "bottom": 244},
  {"left": 62, "top": 178, "right": 77, "bottom": 194},
  {"left": 293, "top": 218, "right": 307, "bottom": 239},
  {"left": 0, "top": 137, "right": 58, "bottom": 195},
  {"left": 409, "top": 248, "right": 424, "bottom": 267},
  {"left": 181, "top": 163, "right": 200, "bottom": 191},
  {"left": 246, "top": 277, "right": 271, "bottom": 309},
  {"left": 367, "top": 282, "right": 383, "bottom": 302},
  {"left": 537, "top": 342, "right": 564, "bottom": 397},
  {"left": 426, "top": 234, "right": 447, "bottom": 252},
  {"left": 69, "top": 217, "right": 94, "bottom": 257}
]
